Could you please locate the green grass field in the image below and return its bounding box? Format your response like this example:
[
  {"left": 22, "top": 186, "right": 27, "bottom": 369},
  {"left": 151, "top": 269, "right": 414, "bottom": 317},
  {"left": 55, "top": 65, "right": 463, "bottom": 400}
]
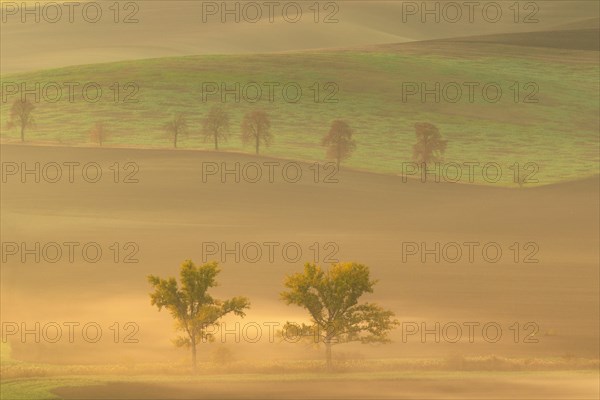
[
  {"left": 3, "top": 370, "right": 599, "bottom": 400},
  {"left": 1, "top": 43, "right": 598, "bottom": 186},
  {"left": 0, "top": 343, "right": 598, "bottom": 400},
  {"left": 0, "top": 370, "right": 598, "bottom": 400}
]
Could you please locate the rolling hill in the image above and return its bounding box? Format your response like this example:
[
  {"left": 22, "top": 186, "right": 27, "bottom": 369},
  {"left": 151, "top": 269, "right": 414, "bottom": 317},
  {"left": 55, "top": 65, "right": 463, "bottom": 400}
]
[
  {"left": 1, "top": 30, "right": 598, "bottom": 186},
  {"left": 1, "top": 1, "right": 599, "bottom": 73}
]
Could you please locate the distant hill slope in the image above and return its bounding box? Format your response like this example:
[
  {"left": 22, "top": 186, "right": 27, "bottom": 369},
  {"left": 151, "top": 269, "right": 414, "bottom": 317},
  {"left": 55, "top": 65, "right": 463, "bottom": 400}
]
[
  {"left": 440, "top": 29, "right": 600, "bottom": 52},
  {"left": 366, "top": 28, "right": 600, "bottom": 54},
  {"left": 1, "top": 1, "right": 599, "bottom": 73},
  {"left": 1, "top": 31, "right": 598, "bottom": 186},
  {"left": 551, "top": 17, "right": 600, "bottom": 31}
]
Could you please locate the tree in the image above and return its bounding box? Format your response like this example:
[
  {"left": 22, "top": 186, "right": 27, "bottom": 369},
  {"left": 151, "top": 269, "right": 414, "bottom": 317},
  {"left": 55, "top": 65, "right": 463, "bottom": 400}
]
[
  {"left": 6, "top": 99, "right": 35, "bottom": 142},
  {"left": 148, "top": 260, "right": 250, "bottom": 371},
  {"left": 241, "top": 110, "right": 271, "bottom": 155},
  {"left": 164, "top": 114, "right": 188, "bottom": 148},
  {"left": 211, "top": 345, "right": 234, "bottom": 365},
  {"left": 322, "top": 120, "right": 356, "bottom": 169},
  {"left": 89, "top": 122, "right": 109, "bottom": 146},
  {"left": 281, "top": 262, "right": 398, "bottom": 370},
  {"left": 202, "top": 105, "right": 230, "bottom": 150},
  {"left": 412, "top": 122, "right": 447, "bottom": 167}
]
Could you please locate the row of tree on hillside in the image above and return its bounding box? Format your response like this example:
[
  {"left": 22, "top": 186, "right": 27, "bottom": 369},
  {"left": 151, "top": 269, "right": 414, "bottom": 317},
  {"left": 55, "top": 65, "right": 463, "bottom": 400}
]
[
  {"left": 6, "top": 98, "right": 448, "bottom": 168},
  {"left": 148, "top": 260, "right": 398, "bottom": 372}
]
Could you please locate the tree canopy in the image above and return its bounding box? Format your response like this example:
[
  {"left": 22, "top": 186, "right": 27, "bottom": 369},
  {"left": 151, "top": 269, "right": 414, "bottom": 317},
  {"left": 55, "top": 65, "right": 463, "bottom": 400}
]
[
  {"left": 412, "top": 122, "right": 447, "bottom": 166},
  {"left": 281, "top": 262, "right": 398, "bottom": 369},
  {"left": 148, "top": 260, "right": 250, "bottom": 370},
  {"left": 241, "top": 110, "right": 272, "bottom": 154},
  {"left": 322, "top": 120, "right": 356, "bottom": 168}
]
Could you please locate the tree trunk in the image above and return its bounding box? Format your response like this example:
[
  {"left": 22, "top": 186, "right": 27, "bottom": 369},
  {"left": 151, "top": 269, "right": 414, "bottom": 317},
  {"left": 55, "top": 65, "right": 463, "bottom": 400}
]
[
  {"left": 191, "top": 338, "right": 197, "bottom": 372},
  {"left": 325, "top": 341, "right": 333, "bottom": 371},
  {"left": 255, "top": 135, "right": 259, "bottom": 155},
  {"left": 214, "top": 133, "right": 218, "bottom": 150},
  {"left": 20, "top": 125, "right": 25, "bottom": 142}
]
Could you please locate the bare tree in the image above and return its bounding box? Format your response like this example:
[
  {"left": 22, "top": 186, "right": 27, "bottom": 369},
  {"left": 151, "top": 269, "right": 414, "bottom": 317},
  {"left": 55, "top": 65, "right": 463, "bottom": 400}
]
[
  {"left": 202, "top": 105, "right": 230, "bottom": 150},
  {"left": 6, "top": 99, "right": 35, "bottom": 142},
  {"left": 164, "top": 114, "right": 188, "bottom": 148},
  {"left": 412, "top": 122, "right": 447, "bottom": 167},
  {"left": 89, "top": 121, "right": 110, "bottom": 146},
  {"left": 322, "top": 120, "right": 356, "bottom": 169},
  {"left": 241, "top": 110, "right": 272, "bottom": 155}
]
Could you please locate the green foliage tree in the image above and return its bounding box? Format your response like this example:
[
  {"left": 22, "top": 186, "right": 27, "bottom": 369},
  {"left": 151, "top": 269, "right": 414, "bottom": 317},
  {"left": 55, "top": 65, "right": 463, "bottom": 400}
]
[
  {"left": 322, "top": 120, "right": 356, "bottom": 169},
  {"left": 281, "top": 262, "right": 398, "bottom": 370},
  {"left": 6, "top": 99, "right": 35, "bottom": 142},
  {"left": 202, "top": 105, "right": 230, "bottom": 150},
  {"left": 164, "top": 114, "right": 188, "bottom": 148},
  {"left": 412, "top": 122, "right": 447, "bottom": 166},
  {"left": 241, "top": 110, "right": 272, "bottom": 155},
  {"left": 148, "top": 260, "right": 250, "bottom": 371}
]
